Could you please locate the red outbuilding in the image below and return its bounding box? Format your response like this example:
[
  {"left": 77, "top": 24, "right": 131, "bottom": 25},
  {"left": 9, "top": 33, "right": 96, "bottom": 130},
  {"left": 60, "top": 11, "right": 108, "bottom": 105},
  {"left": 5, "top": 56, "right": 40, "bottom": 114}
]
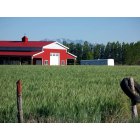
[{"left": 0, "top": 36, "right": 77, "bottom": 65}]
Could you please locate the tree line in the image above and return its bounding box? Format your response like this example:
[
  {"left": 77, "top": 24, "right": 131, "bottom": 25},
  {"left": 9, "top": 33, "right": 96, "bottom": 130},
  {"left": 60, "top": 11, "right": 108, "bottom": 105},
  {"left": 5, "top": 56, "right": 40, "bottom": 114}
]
[{"left": 63, "top": 41, "right": 140, "bottom": 65}]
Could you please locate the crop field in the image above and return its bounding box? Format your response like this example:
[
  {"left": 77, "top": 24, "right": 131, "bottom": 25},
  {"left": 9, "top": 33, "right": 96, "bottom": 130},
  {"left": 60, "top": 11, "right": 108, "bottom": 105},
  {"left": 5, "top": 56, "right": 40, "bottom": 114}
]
[{"left": 0, "top": 65, "right": 140, "bottom": 123}]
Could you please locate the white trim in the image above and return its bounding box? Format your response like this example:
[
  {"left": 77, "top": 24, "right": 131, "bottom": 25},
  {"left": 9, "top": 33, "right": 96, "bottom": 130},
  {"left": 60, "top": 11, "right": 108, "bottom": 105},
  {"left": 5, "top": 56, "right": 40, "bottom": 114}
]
[
  {"left": 55, "top": 42, "right": 69, "bottom": 49},
  {"left": 32, "top": 51, "right": 44, "bottom": 57},
  {"left": 67, "top": 52, "right": 77, "bottom": 58},
  {"left": 43, "top": 42, "right": 68, "bottom": 50}
]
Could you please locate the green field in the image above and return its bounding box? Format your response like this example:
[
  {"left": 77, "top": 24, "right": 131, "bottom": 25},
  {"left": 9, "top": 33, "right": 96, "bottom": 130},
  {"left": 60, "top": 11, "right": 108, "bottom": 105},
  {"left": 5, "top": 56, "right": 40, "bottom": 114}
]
[{"left": 0, "top": 65, "right": 140, "bottom": 123}]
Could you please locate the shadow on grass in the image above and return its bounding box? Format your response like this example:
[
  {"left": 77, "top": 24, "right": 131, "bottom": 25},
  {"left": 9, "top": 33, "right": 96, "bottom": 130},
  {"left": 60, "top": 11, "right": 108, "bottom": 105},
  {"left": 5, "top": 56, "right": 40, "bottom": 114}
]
[
  {"left": 0, "top": 106, "right": 16, "bottom": 123},
  {"left": 24, "top": 106, "right": 56, "bottom": 123}
]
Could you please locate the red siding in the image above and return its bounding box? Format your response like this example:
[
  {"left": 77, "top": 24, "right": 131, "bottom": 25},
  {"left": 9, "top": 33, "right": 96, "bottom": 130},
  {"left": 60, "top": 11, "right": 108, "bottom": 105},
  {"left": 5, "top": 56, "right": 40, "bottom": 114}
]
[
  {"left": 33, "top": 49, "right": 67, "bottom": 65},
  {"left": 43, "top": 49, "right": 67, "bottom": 65}
]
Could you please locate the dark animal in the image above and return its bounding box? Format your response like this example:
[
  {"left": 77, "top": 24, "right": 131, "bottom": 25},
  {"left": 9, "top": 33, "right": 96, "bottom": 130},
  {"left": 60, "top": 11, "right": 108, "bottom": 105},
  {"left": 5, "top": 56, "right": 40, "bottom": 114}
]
[{"left": 120, "top": 78, "right": 140, "bottom": 104}]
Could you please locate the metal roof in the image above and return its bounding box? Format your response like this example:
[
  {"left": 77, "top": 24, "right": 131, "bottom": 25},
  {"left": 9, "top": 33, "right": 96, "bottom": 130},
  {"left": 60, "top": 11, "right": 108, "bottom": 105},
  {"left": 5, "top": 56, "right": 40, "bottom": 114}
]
[
  {"left": 0, "top": 51, "right": 39, "bottom": 56},
  {"left": 0, "top": 41, "right": 54, "bottom": 47}
]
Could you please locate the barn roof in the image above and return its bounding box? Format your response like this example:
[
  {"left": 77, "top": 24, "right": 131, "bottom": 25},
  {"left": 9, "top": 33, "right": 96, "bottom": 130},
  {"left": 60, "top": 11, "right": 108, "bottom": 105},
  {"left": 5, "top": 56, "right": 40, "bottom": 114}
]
[
  {"left": 0, "top": 37, "right": 54, "bottom": 56},
  {"left": 0, "top": 36, "right": 77, "bottom": 58},
  {"left": 0, "top": 51, "right": 39, "bottom": 56},
  {"left": 66, "top": 52, "right": 77, "bottom": 59},
  {"left": 0, "top": 41, "right": 54, "bottom": 48}
]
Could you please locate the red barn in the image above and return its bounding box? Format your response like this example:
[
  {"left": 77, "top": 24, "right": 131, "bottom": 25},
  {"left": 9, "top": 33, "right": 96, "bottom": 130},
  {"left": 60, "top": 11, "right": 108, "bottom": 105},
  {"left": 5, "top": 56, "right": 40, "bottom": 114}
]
[{"left": 0, "top": 36, "right": 77, "bottom": 65}]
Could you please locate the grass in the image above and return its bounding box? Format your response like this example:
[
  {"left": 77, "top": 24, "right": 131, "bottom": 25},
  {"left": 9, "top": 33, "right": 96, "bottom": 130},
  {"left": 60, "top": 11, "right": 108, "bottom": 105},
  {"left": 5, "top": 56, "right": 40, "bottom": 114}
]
[{"left": 0, "top": 65, "right": 140, "bottom": 123}]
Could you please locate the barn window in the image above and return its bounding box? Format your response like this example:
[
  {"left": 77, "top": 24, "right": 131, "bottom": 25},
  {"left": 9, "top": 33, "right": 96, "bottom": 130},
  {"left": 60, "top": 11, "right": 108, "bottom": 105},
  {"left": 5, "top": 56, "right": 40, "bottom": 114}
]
[
  {"left": 50, "top": 53, "right": 52, "bottom": 56},
  {"left": 61, "top": 60, "right": 65, "bottom": 65},
  {"left": 45, "top": 60, "right": 48, "bottom": 65}
]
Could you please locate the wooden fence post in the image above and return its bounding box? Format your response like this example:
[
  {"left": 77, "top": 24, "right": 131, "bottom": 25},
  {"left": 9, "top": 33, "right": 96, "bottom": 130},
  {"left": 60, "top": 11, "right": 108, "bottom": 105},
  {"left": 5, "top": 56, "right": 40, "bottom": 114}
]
[
  {"left": 129, "top": 77, "right": 138, "bottom": 119},
  {"left": 16, "top": 80, "right": 23, "bottom": 123}
]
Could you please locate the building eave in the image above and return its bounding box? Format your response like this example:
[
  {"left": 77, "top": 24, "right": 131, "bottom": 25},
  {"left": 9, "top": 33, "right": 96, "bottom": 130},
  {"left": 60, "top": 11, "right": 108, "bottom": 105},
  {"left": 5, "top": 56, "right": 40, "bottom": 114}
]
[{"left": 55, "top": 42, "right": 69, "bottom": 49}]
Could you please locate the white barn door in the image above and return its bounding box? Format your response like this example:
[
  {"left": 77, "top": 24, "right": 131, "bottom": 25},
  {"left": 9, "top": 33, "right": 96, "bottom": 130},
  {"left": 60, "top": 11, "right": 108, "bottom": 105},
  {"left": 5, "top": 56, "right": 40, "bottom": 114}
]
[{"left": 50, "top": 53, "right": 60, "bottom": 65}]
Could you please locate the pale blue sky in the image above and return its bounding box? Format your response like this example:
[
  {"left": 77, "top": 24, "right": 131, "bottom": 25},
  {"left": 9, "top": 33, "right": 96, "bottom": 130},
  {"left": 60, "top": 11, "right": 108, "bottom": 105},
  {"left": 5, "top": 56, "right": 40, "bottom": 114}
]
[{"left": 0, "top": 17, "right": 140, "bottom": 44}]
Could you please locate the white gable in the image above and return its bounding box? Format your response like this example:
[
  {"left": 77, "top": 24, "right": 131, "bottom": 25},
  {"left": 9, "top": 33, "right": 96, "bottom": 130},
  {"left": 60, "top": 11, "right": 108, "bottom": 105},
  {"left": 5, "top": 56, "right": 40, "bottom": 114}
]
[{"left": 43, "top": 42, "right": 68, "bottom": 50}]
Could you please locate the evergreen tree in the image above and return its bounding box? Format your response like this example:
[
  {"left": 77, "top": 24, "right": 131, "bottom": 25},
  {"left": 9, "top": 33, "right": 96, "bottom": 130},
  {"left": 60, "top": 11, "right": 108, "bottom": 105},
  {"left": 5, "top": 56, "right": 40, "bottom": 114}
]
[{"left": 63, "top": 40, "right": 140, "bottom": 65}]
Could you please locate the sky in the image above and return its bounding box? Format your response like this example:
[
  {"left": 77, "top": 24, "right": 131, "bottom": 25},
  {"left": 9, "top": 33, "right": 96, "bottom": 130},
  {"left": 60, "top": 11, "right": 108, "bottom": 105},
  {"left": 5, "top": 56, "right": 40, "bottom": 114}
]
[{"left": 0, "top": 17, "right": 140, "bottom": 44}]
